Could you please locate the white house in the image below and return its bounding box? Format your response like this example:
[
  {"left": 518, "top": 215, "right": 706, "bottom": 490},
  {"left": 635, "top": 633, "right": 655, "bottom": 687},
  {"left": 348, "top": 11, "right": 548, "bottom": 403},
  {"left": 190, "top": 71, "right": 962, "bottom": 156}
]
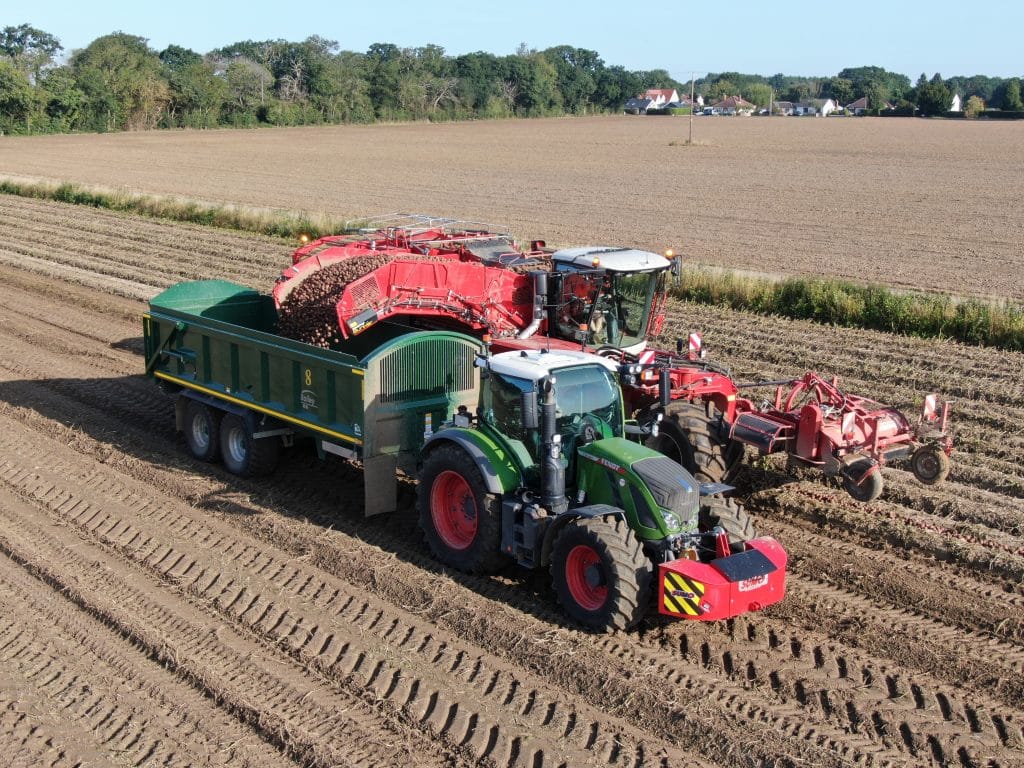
[{"left": 950, "top": 94, "right": 962, "bottom": 112}]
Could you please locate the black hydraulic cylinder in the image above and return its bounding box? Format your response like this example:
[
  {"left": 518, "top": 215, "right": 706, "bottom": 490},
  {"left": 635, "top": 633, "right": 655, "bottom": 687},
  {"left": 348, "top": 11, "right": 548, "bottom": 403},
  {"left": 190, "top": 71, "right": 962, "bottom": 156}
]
[{"left": 659, "top": 367, "right": 672, "bottom": 407}]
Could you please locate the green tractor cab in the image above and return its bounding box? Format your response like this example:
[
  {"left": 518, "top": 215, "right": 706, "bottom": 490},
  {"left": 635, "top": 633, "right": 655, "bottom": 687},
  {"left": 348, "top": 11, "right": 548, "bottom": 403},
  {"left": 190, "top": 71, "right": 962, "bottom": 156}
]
[{"left": 417, "top": 348, "right": 787, "bottom": 631}]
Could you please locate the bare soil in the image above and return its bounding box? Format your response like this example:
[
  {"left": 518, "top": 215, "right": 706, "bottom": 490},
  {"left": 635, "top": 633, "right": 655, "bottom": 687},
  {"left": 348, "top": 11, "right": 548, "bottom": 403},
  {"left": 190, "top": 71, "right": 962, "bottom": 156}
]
[
  {"left": 1, "top": 116, "right": 1023, "bottom": 300},
  {"left": 0, "top": 194, "right": 1022, "bottom": 767}
]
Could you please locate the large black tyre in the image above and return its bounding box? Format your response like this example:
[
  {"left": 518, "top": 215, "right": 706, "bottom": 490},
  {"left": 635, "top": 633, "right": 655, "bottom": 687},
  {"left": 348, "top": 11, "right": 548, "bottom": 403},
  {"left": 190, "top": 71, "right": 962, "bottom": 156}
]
[
  {"left": 183, "top": 399, "right": 221, "bottom": 462},
  {"left": 417, "top": 444, "right": 508, "bottom": 574},
  {"left": 551, "top": 516, "right": 651, "bottom": 631},
  {"left": 699, "top": 496, "right": 756, "bottom": 545},
  {"left": 647, "top": 401, "right": 742, "bottom": 484},
  {"left": 910, "top": 445, "right": 950, "bottom": 485},
  {"left": 842, "top": 459, "right": 884, "bottom": 502},
  {"left": 219, "top": 413, "right": 280, "bottom": 477}
]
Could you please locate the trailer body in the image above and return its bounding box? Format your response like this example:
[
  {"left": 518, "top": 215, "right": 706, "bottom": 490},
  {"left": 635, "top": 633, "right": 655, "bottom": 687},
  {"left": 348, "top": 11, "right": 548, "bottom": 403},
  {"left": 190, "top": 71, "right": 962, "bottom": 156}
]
[{"left": 144, "top": 279, "right": 480, "bottom": 514}]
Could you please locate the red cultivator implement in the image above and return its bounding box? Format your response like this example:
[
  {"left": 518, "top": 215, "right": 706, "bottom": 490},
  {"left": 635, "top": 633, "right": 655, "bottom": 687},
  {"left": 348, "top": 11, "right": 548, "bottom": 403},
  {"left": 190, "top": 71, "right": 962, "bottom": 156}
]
[{"left": 729, "top": 372, "right": 953, "bottom": 501}]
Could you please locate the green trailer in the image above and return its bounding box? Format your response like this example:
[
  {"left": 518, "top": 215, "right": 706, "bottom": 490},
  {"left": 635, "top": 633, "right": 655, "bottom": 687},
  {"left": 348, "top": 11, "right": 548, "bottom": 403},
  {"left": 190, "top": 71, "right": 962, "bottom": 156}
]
[{"left": 144, "top": 279, "right": 481, "bottom": 515}]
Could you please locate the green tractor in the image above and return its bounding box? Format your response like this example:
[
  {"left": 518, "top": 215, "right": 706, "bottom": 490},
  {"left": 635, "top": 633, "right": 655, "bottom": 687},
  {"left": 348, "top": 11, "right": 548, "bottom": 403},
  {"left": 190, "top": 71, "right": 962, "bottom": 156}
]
[{"left": 417, "top": 348, "right": 787, "bottom": 631}]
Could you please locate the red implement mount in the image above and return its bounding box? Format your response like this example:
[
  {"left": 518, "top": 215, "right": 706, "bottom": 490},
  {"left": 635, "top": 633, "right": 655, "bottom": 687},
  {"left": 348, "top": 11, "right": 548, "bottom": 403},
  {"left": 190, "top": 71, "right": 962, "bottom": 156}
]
[{"left": 273, "top": 215, "right": 954, "bottom": 503}]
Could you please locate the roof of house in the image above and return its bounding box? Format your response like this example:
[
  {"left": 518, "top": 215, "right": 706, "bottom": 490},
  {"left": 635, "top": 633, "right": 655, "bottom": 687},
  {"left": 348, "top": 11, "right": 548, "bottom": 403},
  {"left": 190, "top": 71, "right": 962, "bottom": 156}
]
[
  {"left": 712, "top": 95, "right": 754, "bottom": 109},
  {"left": 846, "top": 96, "right": 868, "bottom": 110},
  {"left": 643, "top": 88, "right": 677, "bottom": 101},
  {"left": 624, "top": 98, "right": 654, "bottom": 109}
]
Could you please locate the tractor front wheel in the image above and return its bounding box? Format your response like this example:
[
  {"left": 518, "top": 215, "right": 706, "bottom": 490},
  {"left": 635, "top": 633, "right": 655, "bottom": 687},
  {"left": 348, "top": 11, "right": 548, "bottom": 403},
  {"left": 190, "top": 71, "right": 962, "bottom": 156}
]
[
  {"left": 910, "top": 444, "right": 950, "bottom": 485},
  {"left": 647, "top": 401, "right": 742, "bottom": 484},
  {"left": 842, "top": 459, "right": 883, "bottom": 502},
  {"left": 551, "top": 516, "right": 651, "bottom": 631},
  {"left": 699, "top": 496, "right": 755, "bottom": 546},
  {"left": 418, "top": 444, "right": 507, "bottom": 574}
]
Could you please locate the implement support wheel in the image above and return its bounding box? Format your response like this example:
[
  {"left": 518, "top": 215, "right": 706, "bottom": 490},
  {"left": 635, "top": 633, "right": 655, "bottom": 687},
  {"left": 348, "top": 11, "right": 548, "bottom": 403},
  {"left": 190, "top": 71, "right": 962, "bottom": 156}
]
[
  {"left": 910, "top": 444, "right": 951, "bottom": 485},
  {"left": 842, "top": 458, "right": 883, "bottom": 502}
]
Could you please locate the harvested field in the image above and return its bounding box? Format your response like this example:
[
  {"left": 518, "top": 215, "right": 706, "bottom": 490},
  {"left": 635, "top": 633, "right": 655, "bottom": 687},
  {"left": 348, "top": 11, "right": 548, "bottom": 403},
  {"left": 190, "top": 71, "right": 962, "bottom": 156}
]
[
  {"left": 2, "top": 116, "right": 1024, "bottom": 300},
  {"left": 1, "top": 194, "right": 1022, "bottom": 767}
]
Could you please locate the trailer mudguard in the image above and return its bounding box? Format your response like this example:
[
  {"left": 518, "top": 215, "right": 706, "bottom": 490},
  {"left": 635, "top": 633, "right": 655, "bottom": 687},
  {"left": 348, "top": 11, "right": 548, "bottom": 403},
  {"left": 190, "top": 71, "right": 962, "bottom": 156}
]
[
  {"left": 658, "top": 536, "right": 787, "bottom": 621},
  {"left": 421, "top": 428, "right": 521, "bottom": 495}
]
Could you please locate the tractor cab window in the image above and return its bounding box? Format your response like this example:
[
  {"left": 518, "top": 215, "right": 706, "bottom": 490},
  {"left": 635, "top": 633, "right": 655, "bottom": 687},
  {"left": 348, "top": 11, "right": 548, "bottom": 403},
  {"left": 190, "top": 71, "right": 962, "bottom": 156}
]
[
  {"left": 481, "top": 371, "right": 537, "bottom": 455},
  {"left": 553, "top": 365, "right": 623, "bottom": 443},
  {"left": 554, "top": 269, "right": 660, "bottom": 349}
]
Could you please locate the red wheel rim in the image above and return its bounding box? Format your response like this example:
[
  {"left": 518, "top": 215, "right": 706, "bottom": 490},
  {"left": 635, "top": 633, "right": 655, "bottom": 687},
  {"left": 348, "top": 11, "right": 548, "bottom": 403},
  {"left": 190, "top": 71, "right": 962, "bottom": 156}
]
[
  {"left": 430, "top": 470, "right": 477, "bottom": 550},
  {"left": 565, "top": 544, "right": 607, "bottom": 611}
]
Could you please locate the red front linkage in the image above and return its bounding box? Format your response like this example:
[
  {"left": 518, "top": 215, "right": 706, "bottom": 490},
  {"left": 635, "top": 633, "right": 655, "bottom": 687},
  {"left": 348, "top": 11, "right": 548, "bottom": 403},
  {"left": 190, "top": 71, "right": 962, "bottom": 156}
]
[{"left": 658, "top": 537, "right": 788, "bottom": 621}]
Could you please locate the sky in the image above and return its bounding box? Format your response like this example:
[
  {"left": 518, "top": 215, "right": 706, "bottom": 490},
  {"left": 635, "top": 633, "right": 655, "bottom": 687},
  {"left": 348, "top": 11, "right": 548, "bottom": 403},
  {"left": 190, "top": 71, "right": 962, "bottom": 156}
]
[{"left": 13, "top": 1, "right": 1024, "bottom": 81}]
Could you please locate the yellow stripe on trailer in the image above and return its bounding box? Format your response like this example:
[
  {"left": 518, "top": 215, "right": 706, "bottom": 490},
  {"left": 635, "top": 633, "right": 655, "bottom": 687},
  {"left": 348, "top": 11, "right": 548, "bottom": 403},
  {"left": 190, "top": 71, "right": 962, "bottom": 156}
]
[{"left": 153, "top": 371, "right": 364, "bottom": 446}]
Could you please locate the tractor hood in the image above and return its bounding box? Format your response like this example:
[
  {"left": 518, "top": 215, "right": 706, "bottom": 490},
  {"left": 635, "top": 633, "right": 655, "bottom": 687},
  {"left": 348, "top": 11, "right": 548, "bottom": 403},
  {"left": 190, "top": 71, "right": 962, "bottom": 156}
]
[{"left": 576, "top": 438, "right": 700, "bottom": 539}]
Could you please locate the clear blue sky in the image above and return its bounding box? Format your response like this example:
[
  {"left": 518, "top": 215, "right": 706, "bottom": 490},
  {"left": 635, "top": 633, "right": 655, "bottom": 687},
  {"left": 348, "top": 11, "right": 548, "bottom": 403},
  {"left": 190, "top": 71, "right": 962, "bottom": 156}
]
[{"left": 14, "top": 1, "right": 1024, "bottom": 80}]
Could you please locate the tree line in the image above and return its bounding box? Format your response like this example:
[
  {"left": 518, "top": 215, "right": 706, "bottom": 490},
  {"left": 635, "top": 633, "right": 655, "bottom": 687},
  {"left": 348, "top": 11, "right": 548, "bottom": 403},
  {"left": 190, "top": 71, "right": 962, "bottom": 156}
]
[
  {"left": 0, "top": 24, "right": 682, "bottom": 134},
  {"left": 698, "top": 67, "right": 1023, "bottom": 116},
  {"left": 1, "top": 22, "right": 1022, "bottom": 134}
]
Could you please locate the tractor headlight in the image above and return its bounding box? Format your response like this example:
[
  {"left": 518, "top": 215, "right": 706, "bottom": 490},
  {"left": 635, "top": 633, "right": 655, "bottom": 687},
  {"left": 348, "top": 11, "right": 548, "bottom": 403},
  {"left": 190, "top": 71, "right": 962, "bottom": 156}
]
[{"left": 662, "top": 511, "right": 681, "bottom": 531}]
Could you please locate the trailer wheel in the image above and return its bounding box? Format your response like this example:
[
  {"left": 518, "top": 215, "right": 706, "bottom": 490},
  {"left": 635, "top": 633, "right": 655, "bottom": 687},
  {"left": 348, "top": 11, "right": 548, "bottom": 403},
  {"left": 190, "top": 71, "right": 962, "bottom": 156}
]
[
  {"left": 842, "top": 459, "right": 883, "bottom": 502},
  {"left": 219, "top": 413, "right": 280, "bottom": 477},
  {"left": 910, "top": 445, "right": 950, "bottom": 485},
  {"left": 648, "top": 401, "right": 742, "bottom": 484},
  {"left": 699, "top": 496, "right": 755, "bottom": 545},
  {"left": 418, "top": 444, "right": 507, "bottom": 574},
  {"left": 551, "top": 516, "right": 650, "bottom": 631},
  {"left": 183, "top": 400, "right": 221, "bottom": 462}
]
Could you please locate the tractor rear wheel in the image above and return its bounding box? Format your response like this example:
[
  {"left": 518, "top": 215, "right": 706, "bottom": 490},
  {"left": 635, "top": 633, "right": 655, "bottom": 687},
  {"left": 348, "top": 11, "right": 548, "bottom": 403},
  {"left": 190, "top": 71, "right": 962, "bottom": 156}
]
[
  {"left": 647, "top": 401, "right": 742, "bottom": 484},
  {"left": 699, "top": 496, "right": 755, "bottom": 545},
  {"left": 551, "top": 516, "right": 651, "bottom": 631},
  {"left": 219, "top": 413, "right": 281, "bottom": 477},
  {"left": 842, "top": 459, "right": 883, "bottom": 502},
  {"left": 183, "top": 399, "right": 221, "bottom": 462},
  {"left": 910, "top": 445, "right": 950, "bottom": 485},
  {"left": 418, "top": 444, "right": 507, "bottom": 574}
]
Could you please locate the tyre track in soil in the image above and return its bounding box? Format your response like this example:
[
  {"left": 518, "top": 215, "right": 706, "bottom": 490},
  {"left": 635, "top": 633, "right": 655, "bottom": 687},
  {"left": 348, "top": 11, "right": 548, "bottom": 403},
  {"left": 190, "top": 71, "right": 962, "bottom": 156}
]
[
  {"left": 2, "top": 204, "right": 1024, "bottom": 768},
  {"left": 0, "top": 449, "right": 466, "bottom": 768},
  {"left": 0, "top": 409, "right": 708, "bottom": 768},
  {"left": 0, "top": 486, "right": 293, "bottom": 768},
  {"left": 2, "top": 305, "right": 1024, "bottom": 765}
]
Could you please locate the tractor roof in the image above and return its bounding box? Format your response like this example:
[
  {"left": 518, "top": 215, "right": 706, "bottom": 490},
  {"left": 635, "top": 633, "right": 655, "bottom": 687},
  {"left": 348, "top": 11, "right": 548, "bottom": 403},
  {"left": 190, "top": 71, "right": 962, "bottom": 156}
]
[
  {"left": 487, "top": 349, "right": 617, "bottom": 382},
  {"left": 552, "top": 246, "right": 671, "bottom": 273}
]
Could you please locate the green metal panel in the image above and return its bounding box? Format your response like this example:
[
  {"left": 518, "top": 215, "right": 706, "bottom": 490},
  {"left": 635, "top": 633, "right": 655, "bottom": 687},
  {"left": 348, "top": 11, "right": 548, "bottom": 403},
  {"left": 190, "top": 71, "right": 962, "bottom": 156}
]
[
  {"left": 362, "top": 331, "right": 482, "bottom": 473},
  {"left": 145, "top": 281, "right": 484, "bottom": 463}
]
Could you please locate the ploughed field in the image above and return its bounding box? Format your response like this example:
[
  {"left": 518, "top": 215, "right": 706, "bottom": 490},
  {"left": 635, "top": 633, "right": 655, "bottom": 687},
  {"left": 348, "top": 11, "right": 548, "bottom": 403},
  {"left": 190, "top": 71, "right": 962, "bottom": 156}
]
[
  {"left": 2, "top": 115, "right": 1024, "bottom": 301},
  {"left": 0, "top": 194, "right": 1022, "bottom": 767}
]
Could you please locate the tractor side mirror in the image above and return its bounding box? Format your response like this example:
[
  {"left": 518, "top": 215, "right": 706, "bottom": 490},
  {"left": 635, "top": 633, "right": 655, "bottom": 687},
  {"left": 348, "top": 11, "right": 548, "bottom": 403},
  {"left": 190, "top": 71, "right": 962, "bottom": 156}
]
[{"left": 521, "top": 390, "right": 539, "bottom": 430}]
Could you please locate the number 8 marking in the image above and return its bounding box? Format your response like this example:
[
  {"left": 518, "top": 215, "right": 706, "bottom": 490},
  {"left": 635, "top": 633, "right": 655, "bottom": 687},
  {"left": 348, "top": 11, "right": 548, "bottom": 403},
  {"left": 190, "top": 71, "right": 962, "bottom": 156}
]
[{"left": 304, "top": 368, "right": 312, "bottom": 386}]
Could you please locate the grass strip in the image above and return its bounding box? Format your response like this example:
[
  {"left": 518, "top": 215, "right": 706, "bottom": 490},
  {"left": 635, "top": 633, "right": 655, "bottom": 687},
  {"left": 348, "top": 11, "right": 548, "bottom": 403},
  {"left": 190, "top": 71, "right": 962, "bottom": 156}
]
[
  {"left": 673, "top": 268, "right": 1024, "bottom": 352},
  {"left": 2, "top": 176, "right": 1022, "bottom": 351},
  {"left": 0, "top": 177, "right": 349, "bottom": 241}
]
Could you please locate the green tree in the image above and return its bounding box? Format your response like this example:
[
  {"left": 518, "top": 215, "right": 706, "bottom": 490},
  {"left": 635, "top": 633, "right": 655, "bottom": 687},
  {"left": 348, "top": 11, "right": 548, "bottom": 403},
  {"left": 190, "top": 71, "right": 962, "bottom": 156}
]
[
  {"left": 743, "top": 83, "right": 773, "bottom": 107},
  {"left": 505, "top": 51, "right": 559, "bottom": 116},
  {"left": 38, "top": 65, "right": 84, "bottom": 129},
  {"left": 159, "top": 44, "right": 202, "bottom": 71},
  {"left": 71, "top": 32, "right": 170, "bottom": 130},
  {"left": 964, "top": 95, "right": 985, "bottom": 117},
  {"left": 312, "top": 51, "right": 373, "bottom": 122},
  {"left": 0, "top": 23, "right": 61, "bottom": 82},
  {"left": 223, "top": 57, "right": 273, "bottom": 117},
  {"left": 1003, "top": 78, "right": 1023, "bottom": 110},
  {"left": 822, "top": 77, "right": 854, "bottom": 106},
  {"left": 915, "top": 72, "right": 951, "bottom": 116},
  {"left": 0, "top": 59, "right": 39, "bottom": 132},
  {"left": 167, "top": 59, "right": 227, "bottom": 126},
  {"left": 541, "top": 45, "right": 602, "bottom": 113}
]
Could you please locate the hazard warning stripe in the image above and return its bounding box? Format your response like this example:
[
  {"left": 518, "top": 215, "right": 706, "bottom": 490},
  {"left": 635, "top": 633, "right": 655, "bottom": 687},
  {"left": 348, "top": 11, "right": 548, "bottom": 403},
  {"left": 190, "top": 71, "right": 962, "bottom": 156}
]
[{"left": 663, "top": 571, "right": 705, "bottom": 616}]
